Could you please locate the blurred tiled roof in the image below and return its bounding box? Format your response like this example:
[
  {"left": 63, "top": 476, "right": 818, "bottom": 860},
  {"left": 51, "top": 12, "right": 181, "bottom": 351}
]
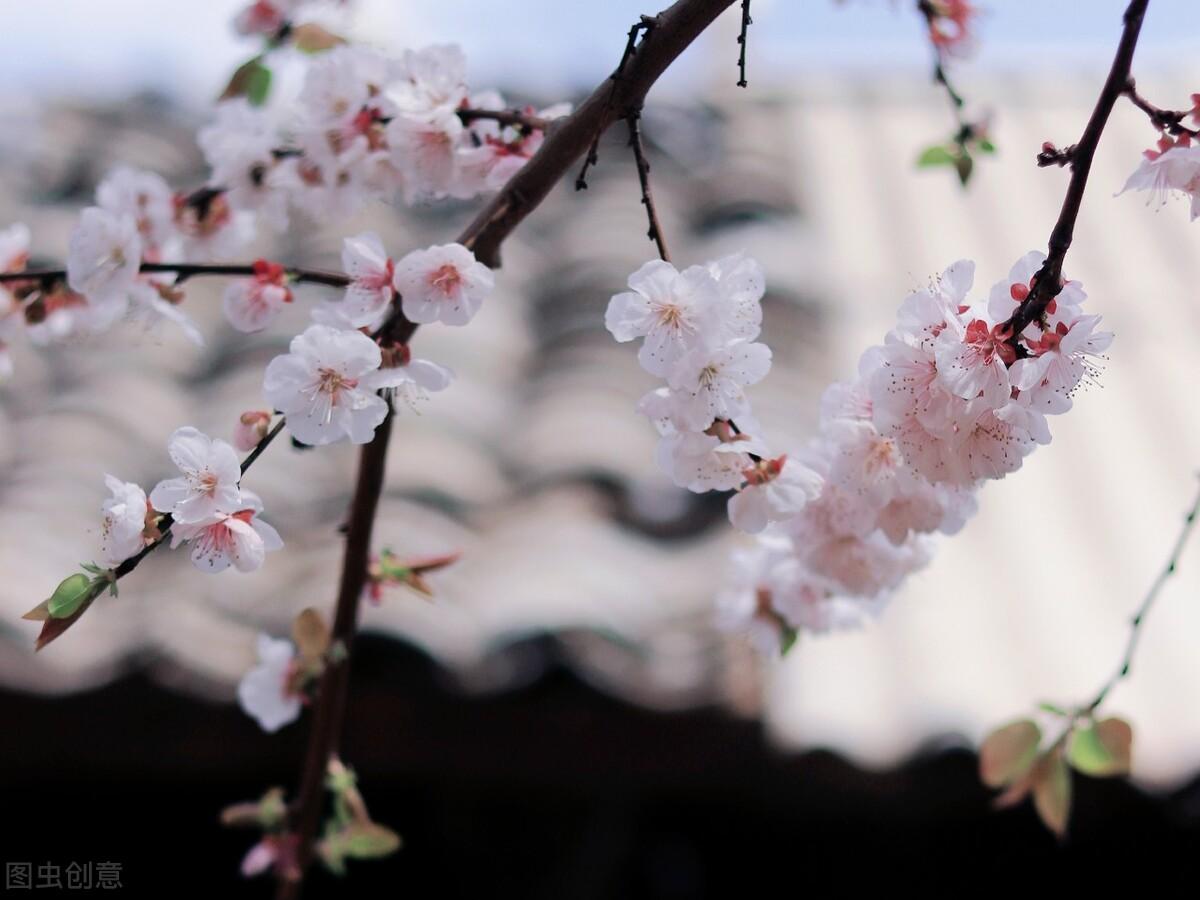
[{"left": 3, "top": 68, "right": 1200, "bottom": 783}]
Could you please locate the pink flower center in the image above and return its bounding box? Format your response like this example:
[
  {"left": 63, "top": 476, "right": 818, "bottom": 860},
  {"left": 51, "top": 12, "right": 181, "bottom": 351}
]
[
  {"left": 963, "top": 319, "right": 1016, "bottom": 367},
  {"left": 198, "top": 471, "right": 220, "bottom": 496},
  {"left": 428, "top": 264, "right": 462, "bottom": 296},
  {"left": 317, "top": 367, "right": 357, "bottom": 400}
]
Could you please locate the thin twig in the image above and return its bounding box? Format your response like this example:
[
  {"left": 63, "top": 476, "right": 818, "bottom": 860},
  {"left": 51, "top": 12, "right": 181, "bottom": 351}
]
[
  {"left": 456, "top": 107, "right": 555, "bottom": 135},
  {"left": 736, "top": 0, "right": 752, "bottom": 88},
  {"left": 0, "top": 262, "right": 349, "bottom": 288},
  {"left": 1002, "top": 0, "right": 1150, "bottom": 345},
  {"left": 916, "top": 0, "right": 974, "bottom": 146},
  {"left": 1082, "top": 476, "right": 1200, "bottom": 714},
  {"left": 1122, "top": 78, "right": 1200, "bottom": 138},
  {"left": 626, "top": 108, "right": 671, "bottom": 262},
  {"left": 575, "top": 16, "right": 655, "bottom": 191}
]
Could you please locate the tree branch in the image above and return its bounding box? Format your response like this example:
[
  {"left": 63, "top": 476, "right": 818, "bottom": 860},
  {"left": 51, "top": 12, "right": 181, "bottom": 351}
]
[
  {"left": 915, "top": 0, "right": 976, "bottom": 149},
  {"left": 456, "top": 106, "right": 556, "bottom": 134},
  {"left": 275, "top": 407, "right": 394, "bottom": 898},
  {"left": 574, "top": 16, "right": 655, "bottom": 192},
  {"left": 464, "top": 0, "right": 737, "bottom": 266},
  {"left": 276, "top": 2, "right": 739, "bottom": 895},
  {"left": 0, "top": 262, "right": 349, "bottom": 289},
  {"left": 736, "top": 0, "right": 752, "bottom": 88},
  {"left": 1003, "top": 0, "right": 1150, "bottom": 344},
  {"left": 1122, "top": 78, "right": 1200, "bottom": 138}
]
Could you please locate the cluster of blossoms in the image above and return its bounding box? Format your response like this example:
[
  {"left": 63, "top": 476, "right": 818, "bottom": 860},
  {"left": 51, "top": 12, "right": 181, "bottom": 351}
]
[
  {"left": 0, "top": 38, "right": 545, "bottom": 381},
  {"left": 605, "top": 255, "right": 822, "bottom": 535},
  {"left": 258, "top": 232, "right": 488, "bottom": 446},
  {"left": 199, "top": 42, "right": 568, "bottom": 228},
  {"left": 101, "top": 427, "right": 282, "bottom": 574},
  {"left": 609, "top": 253, "right": 1113, "bottom": 654},
  {"left": 0, "top": 165, "right": 214, "bottom": 376},
  {"left": 1120, "top": 105, "right": 1200, "bottom": 221}
]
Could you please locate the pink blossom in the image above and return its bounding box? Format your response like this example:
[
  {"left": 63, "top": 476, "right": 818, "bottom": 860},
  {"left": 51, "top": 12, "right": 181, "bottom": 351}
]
[
  {"left": 728, "top": 456, "right": 823, "bottom": 534},
  {"left": 170, "top": 491, "right": 282, "bottom": 574},
  {"left": 1119, "top": 133, "right": 1200, "bottom": 221},
  {"left": 393, "top": 243, "right": 494, "bottom": 327},
  {"left": 223, "top": 259, "right": 293, "bottom": 333},
  {"left": 1009, "top": 314, "right": 1113, "bottom": 414},
  {"left": 338, "top": 232, "right": 395, "bottom": 328}
]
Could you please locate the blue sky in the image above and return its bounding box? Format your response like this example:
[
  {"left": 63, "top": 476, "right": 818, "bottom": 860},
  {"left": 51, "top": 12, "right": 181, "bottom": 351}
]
[{"left": 0, "top": 1, "right": 1195, "bottom": 104}]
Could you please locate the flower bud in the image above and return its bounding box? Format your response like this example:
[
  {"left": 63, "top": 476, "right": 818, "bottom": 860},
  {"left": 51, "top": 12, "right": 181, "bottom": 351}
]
[{"left": 235, "top": 410, "right": 273, "bottom": 452}]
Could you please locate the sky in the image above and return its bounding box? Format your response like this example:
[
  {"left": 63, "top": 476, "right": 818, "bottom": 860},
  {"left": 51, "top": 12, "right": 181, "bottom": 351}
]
[{"left": 0, "top": 1, "right": 1196, "bottom": 107}]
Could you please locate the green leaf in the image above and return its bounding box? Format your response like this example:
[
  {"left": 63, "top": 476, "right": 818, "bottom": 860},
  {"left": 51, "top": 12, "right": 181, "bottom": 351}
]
[
  {"left": 319, "top": 822, "right": 402, "bottom": 874},
  {"left": 977, "top": 138, "right": 997, "bottom": 154},
  {"left": 47, "top": 573, "right": 95, "bottom": 619},
  {"left": 1038, "top": 702, "right": 1069, "bottom": 717},
  {"left": 1068, "top": 717, "right": 1133, "bottom": 777},
  {"left": 779, "top": 625, "right": 798, "bottom": 657},
  {"left": 33, "top": 594, "right": 99, "bottom": 651},
  {"left": 220, "top": 56, "right": 272, "bottom": 107},
  {"left": 341, "top": 822, "right": 402, "bottom": 859},
  {"left": 979, "top": 719, "right": 1041, "bottom": 788},
  {"left": 1032, "top": 751, "right": 1072, "bottom": 838},
  {"left": 917, "top": 145, "right": 957, "bottom": 168}
]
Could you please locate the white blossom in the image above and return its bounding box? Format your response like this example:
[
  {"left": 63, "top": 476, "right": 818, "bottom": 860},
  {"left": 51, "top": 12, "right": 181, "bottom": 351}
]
[
  {"left": 1119, "top": 135, "right": 1200, "bottom": 221},
  {"left": 263, "top": 324, "right": 389, "bottom": 446},
  {"left": 605, "top": 260, "right": 721, "bottom": 377},
  {"left": 223, "top": 260, "right": 293, "bottom": 333},
  {"left": 96, "top": 167, "right": 175, "bottom": 254},
  {"left": 170, "top": 490, "right": 282, "bottom": 573},
  {"left": 67, "top": 207, "right": 142, "bottom": 302},
  {"left": 237, "top": 634, "right": 302, "bottom": 733},
  {"left": 371, "top": 353, "right": 454, "bottom": 411},
  {"left": 99, "top": 475, "right": 149, "bottom": 568},
  {"left": 149, "top": 426, "right": 243, "bottom": 524},
  {"left": 337, "top": 232, "right": 395, "bottom": 328},
  {"left": 392, "top": 243, "right": 494, "bottom": 326},
  {"left": 665, "top": 340, "right": 771, "bottom": 432},
  {"left": 728, "top": 456, "right": 823, "bottom": 534}
]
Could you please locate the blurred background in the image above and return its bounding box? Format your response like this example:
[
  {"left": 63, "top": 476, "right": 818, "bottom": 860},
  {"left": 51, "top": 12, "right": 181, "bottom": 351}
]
[{"left": 2, "top": 0, "right": 1200, "bottom": 895}]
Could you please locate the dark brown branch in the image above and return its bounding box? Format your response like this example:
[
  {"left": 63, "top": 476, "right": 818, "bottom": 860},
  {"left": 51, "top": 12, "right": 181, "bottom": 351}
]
[
  {"left": 626, "top": 108, "right": 671, "bottom": 261},
  {"left": 276, "top": 2, "right": 739, "bottom": 896},
  {"left": 467, "top": 0, "right": 737, "bottom": 266},
  {"left": 112, "top": 418, "right": 286, "bottom": 581},
  {"left": 275, "top": 407, "right": 394, "bottom": 898},
  {"left": 736, "top": 0, "right": 752, "bottom": 88},
  {"left": 1003, "top": 0, "right": 1150, "bottom": 343},
  {"left": 0, "top": 262, "right": 349, "bottom": 289},
  {"left": 1122, "top": 78, "right": 1200, "bottom": 137},
  {"left": 456, "top": 107, "right": 555, "bottom": 134}
]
